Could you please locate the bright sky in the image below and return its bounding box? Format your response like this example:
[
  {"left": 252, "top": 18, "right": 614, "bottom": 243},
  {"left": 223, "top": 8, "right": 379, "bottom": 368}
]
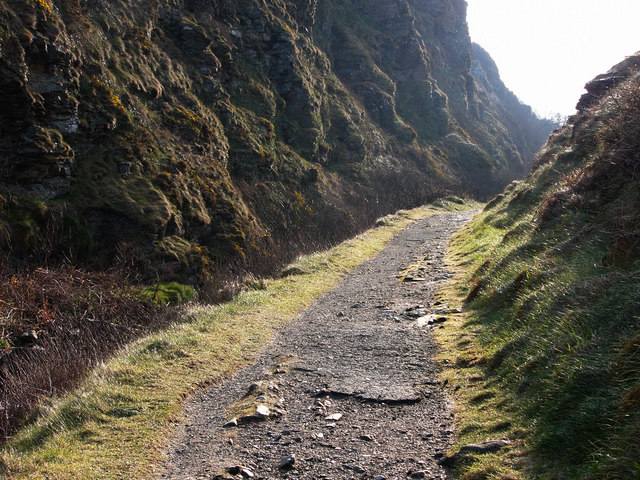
[{"left": 466, "top": 0, "right": 640, "bottom": 118}]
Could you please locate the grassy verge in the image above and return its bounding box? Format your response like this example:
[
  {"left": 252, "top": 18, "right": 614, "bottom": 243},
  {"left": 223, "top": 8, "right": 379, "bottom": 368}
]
[
  {"left": 432, "top": 206, "right": 529, "bottom": 480},
  {"left": 433, "top": 177, "right": 640, "bottom": 479},
  {"left": 0, "top": 199, "right": 476, "bottom": 479}
]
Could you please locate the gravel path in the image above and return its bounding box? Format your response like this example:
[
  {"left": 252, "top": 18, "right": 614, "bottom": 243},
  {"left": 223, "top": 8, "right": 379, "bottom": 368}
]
[{"left": 156, "top": 211, "right": 475, "bottom": 480}]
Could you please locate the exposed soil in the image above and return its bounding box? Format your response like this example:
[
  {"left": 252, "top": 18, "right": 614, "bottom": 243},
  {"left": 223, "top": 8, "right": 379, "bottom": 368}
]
[{"left": 156, "top": 211, "right": 475, "bottom": 480}]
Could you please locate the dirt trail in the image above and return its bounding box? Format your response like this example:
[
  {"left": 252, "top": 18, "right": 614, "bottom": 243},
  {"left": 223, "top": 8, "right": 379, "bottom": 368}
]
[{"left": 157, "top": 211, "right": 475, "bottom": 480}]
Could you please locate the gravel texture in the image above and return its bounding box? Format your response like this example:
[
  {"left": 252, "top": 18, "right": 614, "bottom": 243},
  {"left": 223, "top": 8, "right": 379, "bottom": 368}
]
[{"left": 157, "top": 211, "right": 475, "bottom": 480}]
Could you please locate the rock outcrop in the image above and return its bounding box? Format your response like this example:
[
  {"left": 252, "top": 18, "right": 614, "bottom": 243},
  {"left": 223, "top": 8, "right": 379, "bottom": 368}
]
[{"left": 0, "top": 0, "right": 554, "bottom": 278}]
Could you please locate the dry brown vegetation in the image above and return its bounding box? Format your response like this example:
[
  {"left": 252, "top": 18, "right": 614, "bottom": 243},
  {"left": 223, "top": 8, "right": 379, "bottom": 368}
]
[{"left": 0, "top": 266, "right": 171, "bottom": 442}]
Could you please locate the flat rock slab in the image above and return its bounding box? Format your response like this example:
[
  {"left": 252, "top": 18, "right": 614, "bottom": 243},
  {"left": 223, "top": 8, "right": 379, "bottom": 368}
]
[
  {"left": 156, "top": 211, "right": 475, "bottom": 480},
  {"left": 327, "top": 379, "right": 423, "bottom": 404}
]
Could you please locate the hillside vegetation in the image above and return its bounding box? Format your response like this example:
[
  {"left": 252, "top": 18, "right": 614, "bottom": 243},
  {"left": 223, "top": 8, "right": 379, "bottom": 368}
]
[
  {"left": 440, "top": 53, "right": 640, "bottom": 479},
  {"left": 0, "top": 0, "right": 553, "bottom": 279}
]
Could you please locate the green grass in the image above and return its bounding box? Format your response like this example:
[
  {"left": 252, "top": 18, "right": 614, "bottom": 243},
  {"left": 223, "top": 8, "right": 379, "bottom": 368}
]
[
  {"left": 434, "top": 173, "right": 640, "bottom": 479},
  {"left": 0, "top": 199, "right": 477, "bottom": 479},
  {"left": 139, "top": 282, "right": 197, "bottom": 305}
]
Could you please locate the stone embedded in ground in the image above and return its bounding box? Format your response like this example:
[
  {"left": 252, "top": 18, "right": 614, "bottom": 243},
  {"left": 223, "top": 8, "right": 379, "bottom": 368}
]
[
  {"left": 353, "top": 465, "right": 366, "bottom": 473},
  {"left": 293, "top": 365, "right": 316, "bottom": 373},
  {"left": 409, "top": 470, "right": 426, "bottom": 479},
  {"left": 403, "top": 275, "right": 426, "bottom": 282},
  {"left": 415, "top": 315, "right": 436, "bottom": 327},
  {"left": 223, "top": 418, "right": 238, "bottom": 428},
  {"left": 439, "top": 439, "right": 512, "bottom": 467},
  {"left": 407, "top": 304, "right": 426, "bottom": 310},
  {"left": 374, "top": 476, "right": 386, "bottom": 480},
  {"left": 415, "top": 315, "right": 447, "bottom": 327},
  {"left": 226, "top": 465, "right": 241, "bottom": 475},
  {"left": 278, "top": 454, "right": 296, "bottom": 470},
  {"left": 327, "top": 379, "right": 422, "bottom": 404},
  {"left": 325, "top": 413, "right": 342, "bottom": 421},
  {"left": 255, "top": 405, "right": 270, "bottom": 417},
  {"left": 458, "top": 439, "right": 511, "bottom": 455},
  {"left": 247, "top": 382, "right": 261, "bottom": 393},
  {"left": 240, "top": 467, "right": 255, "bottom": 478},
  {"left": 359, "top": 434, "right": 374, "bottom": 442},
  {"left": 404, "top": 308, "right": 429, "bottom": 318}
]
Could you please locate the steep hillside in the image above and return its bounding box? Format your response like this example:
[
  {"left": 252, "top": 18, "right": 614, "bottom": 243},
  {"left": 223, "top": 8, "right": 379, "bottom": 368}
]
[
  {"left": 445, "top": 53, "right": 640, "bottom": 478},
  {"left": 0, "top": 0, "right": 552, "bottom": 279},
  {"left": 471, "top": 43, "right": 552, "bottom": 167}
]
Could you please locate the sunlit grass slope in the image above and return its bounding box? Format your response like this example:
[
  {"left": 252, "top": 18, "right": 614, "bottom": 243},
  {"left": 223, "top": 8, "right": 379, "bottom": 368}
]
[
  {"left": 0, "top": 199, "right": 475, "bottom": 479},
  {"left": 436, "top": 63, "right": 640, "bottom": 479}
]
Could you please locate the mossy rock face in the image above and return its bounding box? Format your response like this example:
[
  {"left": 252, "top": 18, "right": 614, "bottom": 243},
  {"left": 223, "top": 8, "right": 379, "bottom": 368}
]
[{"left": 0, "top": 0, "right": 555, "bottom": 278}]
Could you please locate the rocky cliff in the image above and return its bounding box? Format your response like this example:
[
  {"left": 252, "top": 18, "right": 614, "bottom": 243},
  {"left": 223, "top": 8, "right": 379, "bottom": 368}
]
[{"left": 0, "top": 0, "right": 553, "bottom": 279}]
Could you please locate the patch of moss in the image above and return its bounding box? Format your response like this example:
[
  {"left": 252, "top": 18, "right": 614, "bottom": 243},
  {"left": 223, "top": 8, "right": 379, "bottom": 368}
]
[{"left": 140, "top": 282, "right": 196, "bottom": 305}]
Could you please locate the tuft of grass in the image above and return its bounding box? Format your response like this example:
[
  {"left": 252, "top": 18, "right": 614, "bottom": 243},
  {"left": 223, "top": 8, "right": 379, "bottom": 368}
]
[{"left": 0, "top": 199, "right": 476, "bottom": 479}]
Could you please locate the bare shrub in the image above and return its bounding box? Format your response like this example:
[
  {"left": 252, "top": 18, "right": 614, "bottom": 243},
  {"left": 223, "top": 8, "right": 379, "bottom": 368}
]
[
  {"left": 0, "top": 266, "right": 171, "bottom": 442},
  {"left": 598, "top": 74, "right": 640, "bottom": 177}
]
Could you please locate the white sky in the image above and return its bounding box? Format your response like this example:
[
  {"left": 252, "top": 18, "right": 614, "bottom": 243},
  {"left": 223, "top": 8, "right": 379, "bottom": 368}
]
[{"left": 466, "top": 0, "right": 640, "bottom": 118}]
